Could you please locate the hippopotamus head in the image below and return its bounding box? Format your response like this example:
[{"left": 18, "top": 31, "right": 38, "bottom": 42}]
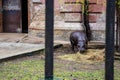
[{"left": 77, "top": 40, "right": 87, "bottom": 53}]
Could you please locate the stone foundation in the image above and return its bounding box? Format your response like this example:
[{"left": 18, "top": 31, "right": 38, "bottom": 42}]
[{"left": 29, "top": 29, "right": 105, "bottom": 42}]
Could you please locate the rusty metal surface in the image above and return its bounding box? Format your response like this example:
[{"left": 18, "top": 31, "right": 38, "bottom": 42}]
[
  {"left": 3, "top": 0, "right": 21, "bottom": 33},
  {"left": 3, "top": 11, "right": 21, "bottom": 32}
]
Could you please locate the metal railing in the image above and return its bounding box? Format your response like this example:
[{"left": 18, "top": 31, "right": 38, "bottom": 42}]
[{"left": 45, "top": 0, "right": 116, "bottom": 80}]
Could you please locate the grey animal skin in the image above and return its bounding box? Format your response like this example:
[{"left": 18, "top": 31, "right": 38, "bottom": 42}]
[{"left": 70, "top": 31, "right": 88, "bottom": 53}]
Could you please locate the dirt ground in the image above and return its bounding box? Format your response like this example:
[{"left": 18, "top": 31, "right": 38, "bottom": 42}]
[
  {"left": 54, "top": 44, "right": 120, "bottom": 70},
  {"left": 1, "top": 44, "right": 120, "bottom": 80},
  {"left": 54, "top": 45, "right": 103, "bottom": 71},
  {"left": 4, "top": 44, "right": 120, "bottom": 72}
]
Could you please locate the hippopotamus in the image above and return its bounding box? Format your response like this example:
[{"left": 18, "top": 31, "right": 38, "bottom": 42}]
[{"left": 70, "top": 31, "right": 88, "bottom": 53}]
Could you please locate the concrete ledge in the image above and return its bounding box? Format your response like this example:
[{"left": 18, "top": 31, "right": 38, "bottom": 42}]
[
  {"left": 0, "top": 42, "right": 44, "bottom": 60},
  {"left": 0, "top": 42, "right": 61, "bottom": 60}
]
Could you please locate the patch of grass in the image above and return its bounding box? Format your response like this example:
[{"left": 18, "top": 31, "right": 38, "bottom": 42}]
[
  {"left": 0, "top": 59, "right": 44, "bottom": 80},
  {"left": 0, "top": 59, "right": 120, "bottom": 80},
  {"left": 54, "top": 70, "right": 104, "bottom": 80},
  {"left": 114, "top": 68, "right": 120, "bottom": 80}
]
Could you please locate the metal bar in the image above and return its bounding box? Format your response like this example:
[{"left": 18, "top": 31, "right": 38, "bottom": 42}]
[
  {"left": 45, "top": 0, "right": 54, "bottom": 80},
  {"left": 118, "top": 18, "right": 120, "bottom": 52},
  {"left": 116, "top": 13, "right": 119, "bottom": 51},
  {"left": 116, "top": 0, "right": 119, "bottom": 52},
  {"left": 118, "top": 7, "right": 120, "bottom": 52},
  {"left": 105, "top": 0, "right": 115, "bottom": 80}
]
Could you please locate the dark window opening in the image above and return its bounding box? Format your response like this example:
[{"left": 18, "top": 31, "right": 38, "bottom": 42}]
[
  {"left": 2, "top": 0, "right": 28, "bottom": 33},
  {"left": 21, "top": 0, "right": 28, "bottom": 33}
]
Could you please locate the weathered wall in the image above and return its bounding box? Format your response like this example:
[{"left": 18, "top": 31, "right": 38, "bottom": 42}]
[
  {"left": 29, "top": 0, "right": 106, "bottom": 41},
  {"left": 0, "top": 0, "right": 2, "bottom": 32}
]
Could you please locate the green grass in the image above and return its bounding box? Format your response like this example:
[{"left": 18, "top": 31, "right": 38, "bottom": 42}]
[
  {"left": 0, "top": 60, "right": 44, "bottom": 80},
  {"left": 0, "top": 59, "right": 120, "bottom": 80}
]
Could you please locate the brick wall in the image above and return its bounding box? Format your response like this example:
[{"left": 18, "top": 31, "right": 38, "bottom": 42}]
[
  {"left": 29, "top": 0, "right": 106, "bottom": 41},
  {"left": 29, "top": 0, "right": 106, "bottom": 29}
]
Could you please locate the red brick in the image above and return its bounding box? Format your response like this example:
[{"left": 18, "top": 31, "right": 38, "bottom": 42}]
[
  {"left": 89, "top": 4, "right": 103, "bottom": 13},
  {"left": 89, "top": 14, "right": 97, "bottom": 22},
  {"left": 89, "top": 0, "right": 97, "bottom": 3},
  {"left": 96, "top": 0, "right": 105, "bottom": 5}
]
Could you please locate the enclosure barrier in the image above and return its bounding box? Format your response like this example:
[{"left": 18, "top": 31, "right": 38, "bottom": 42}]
[
  {"left": 45, "top": 0, "right": 54, "bottom": 80},
  {"left": 105, "top": 0, "right": 115, "bottom": 80},
  {"left": 45, "top": 0, "right": 116, "bottom": 80}
]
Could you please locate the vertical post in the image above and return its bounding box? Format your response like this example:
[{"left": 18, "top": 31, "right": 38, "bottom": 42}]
[
  {"left": 105, "top": 0, "right": 115, "bottom": 80},
  {"left": 117, "top": 5, "right": 120, "bottom": 52},
  {"left": 116, "top": 8, "right": 119, "bottom": 51},
  {"left": 118, "top": 17, "right": 120, "bottom": 52},
  {"left": 45, "top": 0, "right": 54, "bottom": 80},
  {"left": 116, "top": 0, "right": 120, "bottom": 52}
]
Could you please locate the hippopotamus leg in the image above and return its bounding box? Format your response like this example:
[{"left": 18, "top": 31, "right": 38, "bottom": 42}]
[{"left": 70, "top": 41, "right": 76, "bottom": 53}]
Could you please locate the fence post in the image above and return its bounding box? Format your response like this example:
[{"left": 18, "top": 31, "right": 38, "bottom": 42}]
[
  {"left": 116, "top": 0, "right": 120, "bottom": 52},
  {"left": 105, "top": 0, "right": 115, "bottom": 80},
  {"left": 45, "top": 0, "right": 54, "bottom": 80}
]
